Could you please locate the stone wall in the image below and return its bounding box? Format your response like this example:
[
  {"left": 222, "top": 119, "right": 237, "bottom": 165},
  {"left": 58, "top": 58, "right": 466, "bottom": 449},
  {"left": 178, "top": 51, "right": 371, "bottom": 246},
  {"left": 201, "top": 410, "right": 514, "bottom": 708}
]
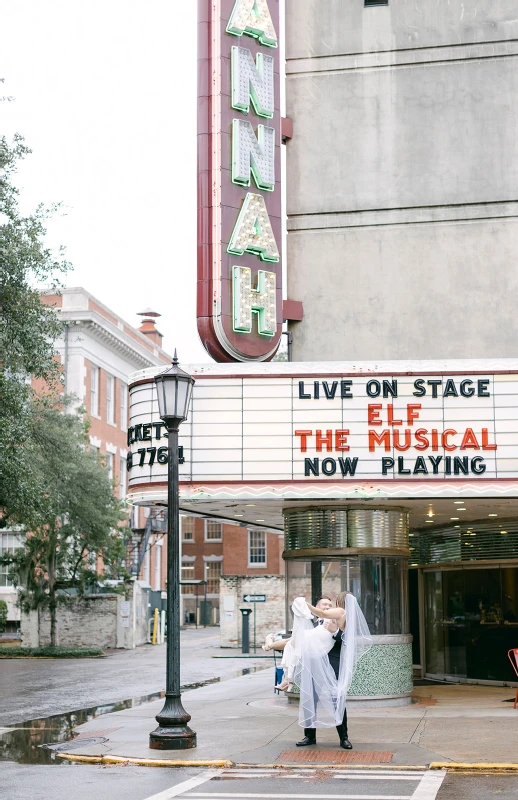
[
  {"left": 220, "top": 575, "right": 286, "bottom": 648},
  {"left": 20, "top": 580, "right": 150, "bottom": 650},
  {"left": 38, "top": 595, "right": 119, "bottom": 649}
]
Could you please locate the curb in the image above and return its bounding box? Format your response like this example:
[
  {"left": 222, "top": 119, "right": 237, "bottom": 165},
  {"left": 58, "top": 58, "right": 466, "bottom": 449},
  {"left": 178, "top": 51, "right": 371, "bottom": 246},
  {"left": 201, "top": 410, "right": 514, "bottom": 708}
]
[
  {"left": 57, "top": 754, "right": 233, "bottom": 768},
  {"left": 57, "top": 754, "right": 518, "bottom": 773},
  {"left": 430, "top": 762, "right": 518, "bottom": 772}
]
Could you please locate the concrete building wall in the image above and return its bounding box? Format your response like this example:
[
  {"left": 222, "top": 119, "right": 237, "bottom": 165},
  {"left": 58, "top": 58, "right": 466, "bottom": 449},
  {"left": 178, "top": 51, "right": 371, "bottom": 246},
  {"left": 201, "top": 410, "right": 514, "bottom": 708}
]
[
  {"left": 220, "top": 574, "right": 285, "bottom": 648},
  {"left": 286, "top": 0, "right": 518, "bottom": 360}
]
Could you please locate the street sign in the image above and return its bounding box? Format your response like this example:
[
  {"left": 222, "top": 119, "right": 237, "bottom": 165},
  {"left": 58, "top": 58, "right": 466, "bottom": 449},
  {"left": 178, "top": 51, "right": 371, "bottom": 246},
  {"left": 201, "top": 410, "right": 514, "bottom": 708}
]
[{"left": 243, "top": 594, "right": 266, "bottom": 603}]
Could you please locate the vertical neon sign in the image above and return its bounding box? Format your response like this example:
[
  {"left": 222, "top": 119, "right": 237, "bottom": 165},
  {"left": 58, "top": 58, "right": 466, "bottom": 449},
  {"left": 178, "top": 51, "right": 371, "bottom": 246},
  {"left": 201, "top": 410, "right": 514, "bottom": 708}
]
[{"left": 197, "top": 0, "right": 282, "bottom": 362}]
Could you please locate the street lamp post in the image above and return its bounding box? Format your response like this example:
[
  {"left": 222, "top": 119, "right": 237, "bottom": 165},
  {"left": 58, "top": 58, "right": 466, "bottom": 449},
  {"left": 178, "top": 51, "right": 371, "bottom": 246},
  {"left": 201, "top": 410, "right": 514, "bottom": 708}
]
[{"left": 149, "top": 352, "right": 196, "bottom": 750}]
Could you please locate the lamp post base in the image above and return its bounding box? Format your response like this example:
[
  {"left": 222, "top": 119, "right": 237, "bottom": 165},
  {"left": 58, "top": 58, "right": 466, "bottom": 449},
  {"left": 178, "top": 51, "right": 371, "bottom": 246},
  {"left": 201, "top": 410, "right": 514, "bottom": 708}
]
[{"left": 149, "top": 725, "right": 197, "bottom": 750}]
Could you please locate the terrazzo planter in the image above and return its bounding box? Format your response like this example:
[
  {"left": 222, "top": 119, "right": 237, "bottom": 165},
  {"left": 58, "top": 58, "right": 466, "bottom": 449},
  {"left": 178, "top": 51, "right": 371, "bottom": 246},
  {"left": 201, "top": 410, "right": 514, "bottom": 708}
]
[{"left": 287, "top": 635, "right": 413, "bottom": 708}]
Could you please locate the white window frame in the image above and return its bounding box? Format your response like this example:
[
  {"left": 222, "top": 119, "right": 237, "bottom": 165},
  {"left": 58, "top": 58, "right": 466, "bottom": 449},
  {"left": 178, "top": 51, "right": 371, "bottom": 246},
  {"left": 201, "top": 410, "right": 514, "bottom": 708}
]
[
  {"left": 106, "top": 452, "right": 114, "bottom": 483},
  {"left": 120, "top": 382, "right": 128, "bottom": 430},
  {"left": 248, "top": 529, "right": 267, "bottom": 568},
  {"left": 181, "top": 557, "right": 196, "bottom": 594},
  {"left": 0, "top": 532, "right": 23, "bottom": 589},
  {"left": 182, "top": 517, "right": 195, "bottom": 542},
  {"left": 204, "top": 560, "right": 222, "bottom": 596},
  {"left": 204, "top": 519, "right": 222, "bottom": 542},
  {"left": 119, "top": 457, "right": 127, "bottom": 499},
  {"left": 106, "top": 374, "right": 115, "bottom": 425},
  {"left": 90, "top": 364, "right": 100, "bottom": 417}
]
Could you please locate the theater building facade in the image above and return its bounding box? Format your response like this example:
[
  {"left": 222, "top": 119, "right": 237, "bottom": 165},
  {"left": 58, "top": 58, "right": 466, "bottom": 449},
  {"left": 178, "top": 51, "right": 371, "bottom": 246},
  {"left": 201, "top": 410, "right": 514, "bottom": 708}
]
[{"left": 128, "top": 360, "right": 518, "bottom": 700}]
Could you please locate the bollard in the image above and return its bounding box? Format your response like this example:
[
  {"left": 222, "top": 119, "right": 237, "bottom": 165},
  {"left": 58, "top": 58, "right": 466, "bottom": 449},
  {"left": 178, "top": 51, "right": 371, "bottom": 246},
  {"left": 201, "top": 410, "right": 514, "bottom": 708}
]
[
  {"left": 152, "top": 607, "right": 159, "bottom": 645},
  {"left": 240, "top": 608, "right": 253, "bottom": 654}
]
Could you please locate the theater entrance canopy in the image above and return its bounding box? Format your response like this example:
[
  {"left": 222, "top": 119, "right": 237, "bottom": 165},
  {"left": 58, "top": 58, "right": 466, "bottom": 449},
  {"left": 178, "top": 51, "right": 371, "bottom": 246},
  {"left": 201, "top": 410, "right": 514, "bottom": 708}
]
[{"left": 128, "top": 358, "right": 518, "bottom": 525}]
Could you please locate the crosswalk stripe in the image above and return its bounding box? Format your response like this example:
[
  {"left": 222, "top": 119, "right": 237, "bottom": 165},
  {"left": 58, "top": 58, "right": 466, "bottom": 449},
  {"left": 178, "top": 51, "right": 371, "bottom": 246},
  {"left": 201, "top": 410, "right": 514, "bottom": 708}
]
[
  {"left": 142, "top": 771, "right": 216, "bottom": 800},
  {"left": 410, "top": 770, "right": 447, "bottom": 800},
  {"left": 333, "top": 775, "right": 422, "bottom": 781},
  {"left": 187, "top": 794, "right": 413, "bottom": 799}
]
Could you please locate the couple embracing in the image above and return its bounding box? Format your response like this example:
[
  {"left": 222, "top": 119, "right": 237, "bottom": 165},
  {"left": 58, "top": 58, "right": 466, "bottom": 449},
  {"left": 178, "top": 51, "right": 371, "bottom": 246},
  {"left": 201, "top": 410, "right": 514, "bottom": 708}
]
[{"left": 265, "top": 592, "right": 371, "bottom": 750}]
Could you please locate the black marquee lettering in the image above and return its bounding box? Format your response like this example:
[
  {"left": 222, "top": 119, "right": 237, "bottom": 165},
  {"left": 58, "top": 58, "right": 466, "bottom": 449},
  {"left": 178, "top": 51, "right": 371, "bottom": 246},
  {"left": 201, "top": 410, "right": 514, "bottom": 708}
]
[
  {"left": 338, "top": 457, "right": 358, "bottom": 476},
  {"left": 298, "top": 381, "right": 311, "bottom": 399},
  {"left": 428, "top": 456, "right": 443, "bottom": 475},
  {"left": 454, "top": 456, "right": 469, "bottom": 475},
  {"left": 413, "top": 456, "right": 428, "bottom": 475},
  {"left": 398, "top": 456, "right": 411, "bottom": 475},
  {"left": 341, "top": 380, "right": 353, "bottom": 398},
  {"left": 427, "top": 380, "right": 442, "bottom": 398},
  {"left": 471, "top": 457, "right": 486, "bottom": 474},
  {"left": 322, "top": 458, "right": 337, "bottom": 476},
  {"left": 383, "top": 379, "right": 398, "bottom": 398},
  {"left": 478, "top": 379, "right": 490, "bottom": 397},
  {"left": 323, "top": 381, "right": 338, "bottom": 400},
  {"left": 460, "top": 380, "right": 475, "bottom": 398},
  {"left": 381, "top": 457, "right": 394, "bottom": 475},
  {"left": 366, "top": 380, "right": 381, "bottom": 398},
  {"left": 413, "top": 379, "right": 426, "bottom": 397},
  {"left": 305, "top": 458, "right": 319, "bottom": 476},
  {"left": 443, "top": 379, "right": 458, "bottom": 398}
]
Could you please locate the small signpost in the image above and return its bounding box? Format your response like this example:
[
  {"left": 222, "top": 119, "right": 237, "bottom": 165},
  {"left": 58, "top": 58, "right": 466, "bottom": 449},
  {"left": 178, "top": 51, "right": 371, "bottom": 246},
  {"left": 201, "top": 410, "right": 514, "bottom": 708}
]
[{"left": 242, "top": 595, "right": 267, "bottom": 652}]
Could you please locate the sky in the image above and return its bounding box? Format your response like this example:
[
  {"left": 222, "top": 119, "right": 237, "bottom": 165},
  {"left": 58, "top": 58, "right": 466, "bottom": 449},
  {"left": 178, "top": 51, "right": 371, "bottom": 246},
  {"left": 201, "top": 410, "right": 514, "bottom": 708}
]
[{"left": 1, "top": 1, "right": 208, "bottom": 361}]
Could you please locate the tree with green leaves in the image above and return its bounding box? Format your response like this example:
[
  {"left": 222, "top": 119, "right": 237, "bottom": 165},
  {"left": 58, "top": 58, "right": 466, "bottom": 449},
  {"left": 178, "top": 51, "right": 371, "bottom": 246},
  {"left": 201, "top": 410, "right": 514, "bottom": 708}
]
[
  {"left": 1, "top": 133, "right": 130, "bottom": 643},
  {"left": 0, "top": 133, "right": 69, "bottom": 526},
  {"left": 4, "top": 399, "right": 129, "bottom": 645}
]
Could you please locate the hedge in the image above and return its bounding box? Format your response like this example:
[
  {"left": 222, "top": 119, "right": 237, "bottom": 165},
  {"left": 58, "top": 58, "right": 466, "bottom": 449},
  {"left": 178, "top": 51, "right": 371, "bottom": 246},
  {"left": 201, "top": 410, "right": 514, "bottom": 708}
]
[{"left": 0, "top": 646, "right": 105, "bottom": 658}]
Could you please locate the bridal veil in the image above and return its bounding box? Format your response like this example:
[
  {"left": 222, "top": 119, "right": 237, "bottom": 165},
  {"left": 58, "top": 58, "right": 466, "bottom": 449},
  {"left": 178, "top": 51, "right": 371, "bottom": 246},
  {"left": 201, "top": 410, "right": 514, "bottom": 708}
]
[{"left": 291, "top": 594, "right": 372, "bottom": 728}]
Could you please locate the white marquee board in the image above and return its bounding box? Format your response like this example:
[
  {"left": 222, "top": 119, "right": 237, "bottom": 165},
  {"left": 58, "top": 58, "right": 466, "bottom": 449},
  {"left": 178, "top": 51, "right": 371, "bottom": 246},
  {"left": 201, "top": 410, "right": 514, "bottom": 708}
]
[{"left": 128, "top": 362, "right": 518, "bottom": 488}]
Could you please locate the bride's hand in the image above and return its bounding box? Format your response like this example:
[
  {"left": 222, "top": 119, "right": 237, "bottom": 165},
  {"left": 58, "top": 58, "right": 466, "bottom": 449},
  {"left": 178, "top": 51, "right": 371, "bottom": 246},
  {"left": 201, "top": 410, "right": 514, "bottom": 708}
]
[{"left": 323, "top": 619, "right": 338, "bottom": 633}]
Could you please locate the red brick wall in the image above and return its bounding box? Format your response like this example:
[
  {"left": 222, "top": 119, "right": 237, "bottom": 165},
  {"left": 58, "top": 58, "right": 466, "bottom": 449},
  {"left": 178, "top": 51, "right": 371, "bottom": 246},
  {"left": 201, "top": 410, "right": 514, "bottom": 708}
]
[{"left": 222, "top": 527, "right": 284, "bottom": 576}]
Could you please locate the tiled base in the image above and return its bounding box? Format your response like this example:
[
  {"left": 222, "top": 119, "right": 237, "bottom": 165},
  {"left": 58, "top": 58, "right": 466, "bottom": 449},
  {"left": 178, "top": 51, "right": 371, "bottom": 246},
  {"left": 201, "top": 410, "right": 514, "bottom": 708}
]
[{"left": 277, "top": 749, "right": 394, "bottom": 764}]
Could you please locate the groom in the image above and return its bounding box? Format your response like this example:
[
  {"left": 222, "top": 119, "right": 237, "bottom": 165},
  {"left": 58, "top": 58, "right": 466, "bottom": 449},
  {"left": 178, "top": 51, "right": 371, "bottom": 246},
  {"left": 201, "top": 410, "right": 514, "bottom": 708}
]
[{"left": 295, "top": 595, "right": 352, "bottom": 750}]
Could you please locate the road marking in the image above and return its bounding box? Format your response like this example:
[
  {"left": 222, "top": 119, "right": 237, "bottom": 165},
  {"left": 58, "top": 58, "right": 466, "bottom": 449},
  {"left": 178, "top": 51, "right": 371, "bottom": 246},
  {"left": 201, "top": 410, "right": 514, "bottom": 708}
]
[
  {"left": 333, "top": 774, "right": 422, "bottom": 781},
  {"left": 410, "top": 770, "right": 447, "bottom": 800},
  {"left": 142, "top": 770, "right": 216, "bottom": 800},
  {"left": 187, "top": 794, "right": 413, "bottom": 799}
]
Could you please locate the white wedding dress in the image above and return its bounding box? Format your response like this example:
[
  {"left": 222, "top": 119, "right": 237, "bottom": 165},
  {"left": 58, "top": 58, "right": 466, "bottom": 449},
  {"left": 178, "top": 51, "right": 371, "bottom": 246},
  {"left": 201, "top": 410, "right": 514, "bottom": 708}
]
[{"left": 290, "top": 595, "right": 372, "bottom": 729}]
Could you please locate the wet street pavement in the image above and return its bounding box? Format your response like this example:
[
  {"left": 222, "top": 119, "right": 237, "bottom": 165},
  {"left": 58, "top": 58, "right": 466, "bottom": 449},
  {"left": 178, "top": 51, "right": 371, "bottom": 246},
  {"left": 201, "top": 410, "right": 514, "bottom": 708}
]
[
  {"left": 0, "top": 628, "right": 270, "bottom": 726},
  {"left": 4, "top": 764, "right": 518, "bottom": 800}
]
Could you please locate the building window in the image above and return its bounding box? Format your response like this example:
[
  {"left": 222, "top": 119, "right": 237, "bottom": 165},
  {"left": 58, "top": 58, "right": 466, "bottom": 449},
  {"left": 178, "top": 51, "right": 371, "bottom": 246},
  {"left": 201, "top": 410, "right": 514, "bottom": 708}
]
[
  {"left": 205, "top": 520, "right": 222, "bottom": 541},
  {"left": 0, "top": 533, "right": 23, "bottom": 588},
  {"left": 182, "top": 560, "right": 196, "bottom": 594},
  {"left": 205, "top": 561, "right": 222, "bottom": 594},
  {"left": 249, "top": 530, "right": 267, "bottom": 567},
  {"left": 90, "top": 365, "right": 100, "bottom": 416},
  {"left": 119, "top": 457, "right": 127, "bottom": 499},
  {"left": 106, "top": 375, "right": 115, "bottom": 424},
  {"left": 182, "top": 517, "right": 195, "bottom": 541},
  {"left": 120, "top": 382, "right": 128, "bottom": 430},
  {"left": 365, "top": 0, "right": 388, "bottom": 5},
  {"left": 106, "top": 452, "right": 114, "bottom": 483}
]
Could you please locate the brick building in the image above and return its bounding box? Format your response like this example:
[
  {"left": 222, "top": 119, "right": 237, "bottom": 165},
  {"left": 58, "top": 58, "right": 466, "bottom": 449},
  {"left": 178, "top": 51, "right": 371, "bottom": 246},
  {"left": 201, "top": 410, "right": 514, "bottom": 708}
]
[
  {"left": 0, "top": 288, "right": 171, "bottom": 628},
  {"left": 180, "top": 516, "right": 284, "bottom": 628}
]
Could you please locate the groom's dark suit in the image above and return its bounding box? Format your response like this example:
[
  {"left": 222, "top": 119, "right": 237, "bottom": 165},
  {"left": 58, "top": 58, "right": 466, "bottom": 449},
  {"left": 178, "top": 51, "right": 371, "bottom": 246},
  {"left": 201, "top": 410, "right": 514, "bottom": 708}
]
[{"left": 303, "top": 621, "right": 348, "bottom": 742}]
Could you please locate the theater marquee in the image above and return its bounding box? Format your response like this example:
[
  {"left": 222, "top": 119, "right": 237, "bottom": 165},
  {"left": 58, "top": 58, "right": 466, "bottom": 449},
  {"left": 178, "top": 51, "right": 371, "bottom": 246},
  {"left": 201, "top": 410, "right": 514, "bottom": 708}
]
[
  {"left": 197, "top": 0, "right": 283, "bottom": 363},
  {"left": 127, "top": 364, "right": 518, "bottom": 491}
]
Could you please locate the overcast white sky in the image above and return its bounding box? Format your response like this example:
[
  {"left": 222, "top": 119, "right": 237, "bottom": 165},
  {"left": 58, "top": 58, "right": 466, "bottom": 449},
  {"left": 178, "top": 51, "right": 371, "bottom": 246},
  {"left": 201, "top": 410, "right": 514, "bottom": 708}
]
[{"left": 2, "top": 1, "right": 208, "bottom": 361}]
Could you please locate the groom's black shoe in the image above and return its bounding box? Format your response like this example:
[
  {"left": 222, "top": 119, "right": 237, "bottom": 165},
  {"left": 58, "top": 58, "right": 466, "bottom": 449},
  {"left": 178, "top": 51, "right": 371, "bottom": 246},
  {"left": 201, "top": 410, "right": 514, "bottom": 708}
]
[
  {"left": 339, "top": 737, "right": 353, "bottom": 750},
  {"left": 296, "top": 736, "right": 316, "bottom": 747}
]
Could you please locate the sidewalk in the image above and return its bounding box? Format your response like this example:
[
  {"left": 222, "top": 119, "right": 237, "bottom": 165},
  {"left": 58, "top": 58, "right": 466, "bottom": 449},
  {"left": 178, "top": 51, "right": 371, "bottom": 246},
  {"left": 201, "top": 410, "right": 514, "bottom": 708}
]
[{"left": 61, "top": 668, "right": 518, "bottom": 767}]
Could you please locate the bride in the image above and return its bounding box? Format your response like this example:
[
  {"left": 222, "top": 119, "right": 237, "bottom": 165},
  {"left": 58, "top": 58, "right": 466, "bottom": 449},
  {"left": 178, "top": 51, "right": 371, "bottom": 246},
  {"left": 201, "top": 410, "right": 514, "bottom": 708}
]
[{"left": 290, "top": 591, "right": 372, "bottom": 748}]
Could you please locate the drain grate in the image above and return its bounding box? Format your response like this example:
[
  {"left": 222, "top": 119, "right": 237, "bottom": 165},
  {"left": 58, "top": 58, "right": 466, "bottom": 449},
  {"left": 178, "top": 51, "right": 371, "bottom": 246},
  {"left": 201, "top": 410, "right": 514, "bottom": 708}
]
[
  {"left": 277, "top": 749, "right": 394, "bottom": 764},
  {"left": 40, "top": 737, "right": 107, "bottom": 752}
]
